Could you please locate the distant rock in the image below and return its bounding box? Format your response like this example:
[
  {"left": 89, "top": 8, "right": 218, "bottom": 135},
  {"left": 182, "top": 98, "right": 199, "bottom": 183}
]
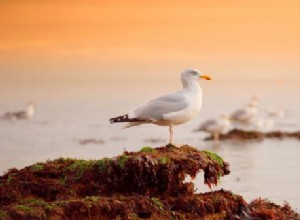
[
  {"left": 77, "top": 138, "right": 105, "bottom": 145},
  {"left": 143, "top": 137, "right": 166, "bottom": 144},
  {"left": 205, "top": 128, "right": 300, "bottom": 141}
]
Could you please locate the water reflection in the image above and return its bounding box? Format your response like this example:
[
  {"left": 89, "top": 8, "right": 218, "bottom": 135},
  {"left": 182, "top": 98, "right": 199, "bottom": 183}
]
[{"left": 197, "top": 139, "right": 300, "bottom": 210}]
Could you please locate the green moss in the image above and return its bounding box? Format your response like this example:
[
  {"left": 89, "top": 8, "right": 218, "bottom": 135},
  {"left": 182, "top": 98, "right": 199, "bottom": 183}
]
[
  {"left": 118, "top": 155, "right": 128, "bottom": 169},
  {"left": 55, "top": 200, "right": 69, "bottom": 207},
  {"left": 159, "top": 157, "right": 170, "bottom": 165},
  {"left": 16, "top": 205, "right": 33, "bottom": 213},
  {"left": 7, "top": 174, "right": 15, "bottom": 184},
  {"left": 84, "top": 196, "right": 99, "bottom": 203},
  {"left": 21, "top": 198, "right": 43, "bottom": 205},
  {"left": 21, "top": 198, "right": 53, "bottom": 210},
  {"left": 203, "top": 150, "right": 224, "bottom": 166},
  {"left": 96, "top": 158, "right": 111, "bottom": 171},
  {"left": 0, "top": 210, "right": 8, "bottom": 219},
  {"left": 230, "top": 191, "right": 239, "bottom": 200},
  {"left": 67, "top": 160, "right": 94, "bottom": 179},
  {"left": 67, "top": 160, "right": 88, "bottom": 171},
  {"left": 53, "top": 157, "right": 73, "bottom": 163},
  {"left": 151, "top": 197, "right": 164, "bottom": 210},
  {"left": 53, "top": 158, "right": 74, "bottom": 170},
  {"left": 60, "top": 174, "right": 67, "bottom": 185},
  {"left": 166, "top": 143, "right": 177, "bottom": 148},
  {"left": 30, "top": 162, "right": 44, "bottom": 172},
  {"left": 139, "top": 146, "right": 156, "bottom": 153}
]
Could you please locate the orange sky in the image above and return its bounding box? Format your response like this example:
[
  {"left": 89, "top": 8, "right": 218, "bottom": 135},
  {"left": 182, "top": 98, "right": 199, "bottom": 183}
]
[{"left": 0, "top": 0, "right": 300, "bottom": 84}]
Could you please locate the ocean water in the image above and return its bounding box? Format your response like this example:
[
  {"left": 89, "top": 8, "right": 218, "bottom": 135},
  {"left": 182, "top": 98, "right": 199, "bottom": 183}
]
[{"left": 0, "top": 80, "right": 299, "bottom": 211}]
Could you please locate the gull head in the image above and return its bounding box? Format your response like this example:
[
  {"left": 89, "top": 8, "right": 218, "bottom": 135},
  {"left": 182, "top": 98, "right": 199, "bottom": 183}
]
[
  {"left": 26, "top": 101, "right": 35, "bottom": 118},
  {"left": 248, "top": 96, "right": 259, "bottom": 107},
  {"left": 181, "top": 68, "right": 211, "bottom": 83}
]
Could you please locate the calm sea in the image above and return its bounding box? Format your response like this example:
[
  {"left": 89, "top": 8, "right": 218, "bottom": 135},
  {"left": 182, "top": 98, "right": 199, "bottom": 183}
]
[{"left": 0, "top": 79, "right": 299, "bottom": 210}]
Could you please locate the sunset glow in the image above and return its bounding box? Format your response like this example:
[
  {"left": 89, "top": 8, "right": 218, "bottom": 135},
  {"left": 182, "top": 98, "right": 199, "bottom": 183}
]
[{"left": 1, "top": 0, "right": 300, "bottom": 83}]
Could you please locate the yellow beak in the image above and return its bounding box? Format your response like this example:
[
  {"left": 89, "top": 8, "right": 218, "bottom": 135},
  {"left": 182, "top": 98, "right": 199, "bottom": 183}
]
[{"left": 200, "top": 74, "right": 212, "bottom": 80}]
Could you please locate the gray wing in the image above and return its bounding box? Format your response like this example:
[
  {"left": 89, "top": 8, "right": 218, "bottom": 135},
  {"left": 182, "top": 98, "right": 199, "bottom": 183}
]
[
  {"left": 12, "top": 111, "right": 27, "bottom": 118},
  {"left": 129, "top": 91, "right": 188, "bottom": 121},
  {"left": 197, "top": 119, "right": 216, "bottom": 131},
  {"left": 230, "top": 109, "right": 246, "bottom": 120}
]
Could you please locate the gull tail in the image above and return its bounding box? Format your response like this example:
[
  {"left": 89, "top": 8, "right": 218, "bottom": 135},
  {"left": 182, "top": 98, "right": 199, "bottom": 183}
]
[{"left": 109, "top": 114, "right": 146, "bottom": 124}]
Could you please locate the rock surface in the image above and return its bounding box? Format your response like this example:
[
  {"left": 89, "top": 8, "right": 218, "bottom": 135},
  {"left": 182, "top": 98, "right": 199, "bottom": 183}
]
[{"left": 0, "top": 145, "right": 299, "bottom": 220}]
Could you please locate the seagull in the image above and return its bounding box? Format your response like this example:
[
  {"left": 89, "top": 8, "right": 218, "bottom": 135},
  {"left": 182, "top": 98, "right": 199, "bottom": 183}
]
[
  {"left": 230, "top": 96, "right": 259, "bottom": 125},
  {"left": 250, "top": 116, "right": 274, "bottom": 131},
  {"left": 196, "top": 115, "right": 231, "bottom": 141},
  {"left": 1, "top": 101, "right": 35, "bottom": 120},
  {"left": 109, "top": 68, "right": 211, "bottom": 144}
]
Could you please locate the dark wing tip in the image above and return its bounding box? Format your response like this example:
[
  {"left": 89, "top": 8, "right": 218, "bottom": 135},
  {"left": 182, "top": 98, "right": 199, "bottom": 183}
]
[
  {"left": 109, "top": 115, "right": 128, "bottom": 123},
  {"left": 110, "top": 114, "right": 147, "bottom": 124}
]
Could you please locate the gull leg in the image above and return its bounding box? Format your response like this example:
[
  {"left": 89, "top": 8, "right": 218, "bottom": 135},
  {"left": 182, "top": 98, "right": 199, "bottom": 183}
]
[
  {"left": 169, "top": 124, "right": 174, "bottom": 144},
  {"left": 213, "top": 132, "right": 220, "bottom": 143}
]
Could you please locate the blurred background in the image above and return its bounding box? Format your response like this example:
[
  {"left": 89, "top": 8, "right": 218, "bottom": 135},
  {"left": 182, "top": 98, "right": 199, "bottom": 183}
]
[{"left": 0, "top": 0, "right": 299, "bottom": 210}]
